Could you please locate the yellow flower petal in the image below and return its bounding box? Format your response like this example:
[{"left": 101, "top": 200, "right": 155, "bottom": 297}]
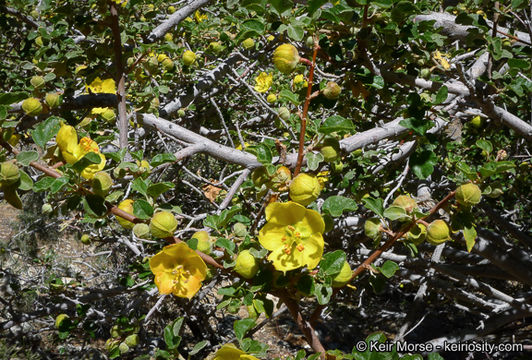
[
  {"left": 254, "top": 72, "right": 273, "bottom": 93},
  {"left": 258, "top": 222, "right": 286, "bottom": 251},
  {"left": 265, "top": 201, "right": 306, "bottom": 225},
  {"left": 301, "top": 233, "right": 324, "bottom": 269},
  {"left": 268, "top": 245, "right": 305, "bottom": 272}
]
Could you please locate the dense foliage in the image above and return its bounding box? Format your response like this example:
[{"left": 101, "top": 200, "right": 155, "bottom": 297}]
[{"left": 1, "top": 0, "right": 531, "bottom": 359}]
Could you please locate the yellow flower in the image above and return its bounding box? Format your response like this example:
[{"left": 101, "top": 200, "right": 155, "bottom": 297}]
[
  {"left": 194, "top": 10, "right": 208, "bottom": 22},
  {"left": 293, "top": 74, "right": 308, "bottom": 88},
  {"left": 55, "top": 125, "right": 106, "bottom": 179},
  {"left": 433, "top": 51, "right": 450, "bottom": 70},
  {"left": 86, "top": 77, "right": 116, "bottom": 114},
  {"left": 149, "top": 243, "right": 207, "bottom": 299},
  {"left": 116, "top": 199, "right": 135, "bottom": 229},
  {"left": 213, "top": 344, "right": 259, "bottom": 360},
  {"left": 56, "top": 124, "right": 79, "bottom": 164},
  {"left": 254, "top": 72, "right": 273, "bottom": 93},
  {"left": 111, "top": 0, "right": 128, "bottom": 7},
  {"left": 258, "top": 201, "right": 325, "bottom": 273}
]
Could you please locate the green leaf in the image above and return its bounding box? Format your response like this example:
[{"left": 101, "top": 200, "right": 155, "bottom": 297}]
[
  {"left": 72, "top": 152, "right": 101, "bottom": 173},
  {"left": 383, "top": 206, "right": 410, "bottom": 221},
  {"left": 133, "top": 199, "right": 153, "bottom": 219},
  {"left": 391, "top": 1, "right": 418, "bottom": 22},
  {"left": 433, "top": 85, "right": 448, "bottom": 105},
  {"left": 234, "top": 318, "right": 255, "bottom": 341},
  {"left": 279, "top": 89, "right": 300, "bottom": 105},
  {"left": 84, "top": 194, "right": 107, "bottom": 217},
  {"left": 242, "top": 19, "right": 265, "bottom": 35},
  {"left": 362, "top": 197, "right": 384, "bottom": 217},
  {"left": 0, "top": 92, "right": 28, "bottom": 105},
  {"left": 215, "top": 238, "right": 236, "bottom": 255},
  {"left": 34, "top": 176, "right": 55, "bottom": 192},
  {"left": 150, "top": 153, "right": 176, "bottom": 167},
  {"left": 463, "top": 225, "right": 477, "bottom": 253},
  {"left": 255, "top": 143, "right": 272, "bottom": 164},
  {"left": 18, "top": 170, "right": 33, "bottom": 191},
  {"left": 322, "top": 196, "right": 358, "bottom": 217},
  {"left": 399, "top": 117, "right": 434, "bottom": 136},
  {"left": 49, "top": 177, "right": 69, "bottom": 194},
  {"left": 189, "top": 340, "right": 209, "bottom": 356},
  {"left": 31, "top": 116, "right": 61, "bottom": 149},
  {"left": 475, "top": 139, "right": 493, "bottom": 154},
  {"left": 410, "top": 150, "right": 437, "bottom": 179},
  {"left": 319, "top": 115, "right": 354, "bottom": 134},
  {"left": 378, "top": 260, "right": 399, "bottom": 278},
  {"left": 147, "top": 182, "right": 174, "bottom": 199},
  {"left": 287, "top": 24, "right": 304, "bottom": 41},
  {"left": 16, "top": 151, "right": 39, "bottom": 166},
  {"left": 313, "top": 283, "right": 333, "bottom": 305},
  {"left": 305, "top": 152, "right": 324, "bottom": 171},
  {"left": 319, "top": 250, "right": 346, "bottom": 276},
  {"left": 373, "top": 0, "right": 393, "bottom": 8},
  {"left": 131, "top": 177, "right": 148, "bottom": 196},
  {"left": 270, "top": 0, "right": 293, "bottom": 16}
]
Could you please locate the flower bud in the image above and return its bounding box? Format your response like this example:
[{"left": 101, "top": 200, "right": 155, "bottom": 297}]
[
  {"left": 319, "top": 138, "right": 340, "bottom": 162},
  {"left": 136, "top": 160, "right": 151, "bottom": 174},
  {"left": 208, "top": 41, "right": 223, "bottom": 54},
  {"left": 41, "top": 203, "right": 53, "bottom": 214},
  {"left": 323, "top": 81, "right": 341, "bottom": 100},
  {"left": 144, "top": 56, "right": 158, "bottom": 73},
  {"left": 426, "top": 220, "right": 451, "bottom": 245},
  {"left": 251, "top": 167, "right": 270, "bottom": 187},
  {"left": 234, "top": 250, "right": 259, "bottom": 279},
  {"left": 55, "top": 314, "right": 70, "bottom": 329},
  {"left": 242, "top": 38, "right": 255, "bottom": 50},
  {"left": 455, "top": 183, "right": 481, "bottom": 207},
  {"left": 406, "top": 223, "right": 426, "bottom": 245},
  {"left": 364, "top": 217, "right": 381, "bottom": 240},
  {"left": 22, "top": 97, "right": 43, "bottom": 116},
  {"left": 164, "top": 33, "right": 173, "bottom": 42},
  {"left": 332, "top": 261, "right": 352, "bottom": 287},
  {"left": 289, "top": 173, "right": 321, "bottom": 206},
  {"left": 45, "top": 93, "right": 61, "bottom": 108},
  {"left": 392, "top": 195, "right": 418, "bottom": 214},
  {"left": 266, "top": 93, "right": 277, "bottom": 103},
  {"left": 177, "top": 109, "right": 186, "bottom": 117},
  {"left": 80, "top": 234, "right": 91, "bottom": 244},
  {"left": 168, "top": 5, "right": 176, "bottom": 13},
  {"left": 35, "top": 36, "right": 44, "bottom": 47},
  {"left": 161, "top": 58, "right": 174, "bottom": 71},
  {"left": 470, "top": 116, "right": 483, "bottom": 128},
  {"left": 110, "top": 325, "right": 121, "bottom": 338},
  {"left": 92, "top": 171, "right": 113, "bottom": 197},
  {"left": 278, "top": 106, "right": 290, "bottom": 121},
  {"left": 124, "top": 334, "right": 139, "bottom": 347},
  {"left": 118, "top": 342, "right": 129, "bottom": 354},
  {"left": 182, "top": 50, "right": 196, "bottom": 66},
  {"left": 305, "top": 36, "right": 314, "bottom": 48},
  {"left": 30, "top": 75, "right": 45, "bottom": 88},
  {"left": 267, "top": 166, "right": 291, "bottom": 191},
  {"left": 116, "top": 199, "right": 135, "bottom": 229},
  {"left": 233, "top": 223, "right": 248, "bottom": 237},
  {"left": 149, "top": 211, "right": 178, "bottom": 238},
  {"left": 133, "top": 223, "right": 150, "bottom": 239},
  {"left": 0, "top": 161, "right": 20, "bottom": 186},
  {"left": 192, "top": 231, "right": 213, "bottom": 254},
  {"left": 273, "top": 44, "right": 300, "bottom": 74},
  {"left": 100, "top": 108, "right": 115, "bottom": 123},
  {"left": 420, "top": 68, "right": 430, "bottom": 79}
]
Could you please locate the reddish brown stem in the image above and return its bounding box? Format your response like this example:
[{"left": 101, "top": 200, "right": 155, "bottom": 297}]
[
  {"left": 294, "top": 38, "right": 319, "bottom": 176},
  {"left": 278, "top": 291, "right": 328, "bottom": 359},
  {"left": 109, "top": 2, "right": 128, "bottom": 150}
]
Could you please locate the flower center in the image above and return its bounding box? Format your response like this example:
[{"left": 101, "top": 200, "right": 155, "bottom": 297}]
[
  {"left": 281, "top": 225, "right": 306, "bottom": 255},
  {"left": 171, "top": 264, "right": 191, "bottom": 287}
]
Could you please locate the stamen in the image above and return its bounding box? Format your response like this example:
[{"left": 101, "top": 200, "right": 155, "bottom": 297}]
[{"left": 296, "top": 244, "right": 304, "bottom": 252}]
